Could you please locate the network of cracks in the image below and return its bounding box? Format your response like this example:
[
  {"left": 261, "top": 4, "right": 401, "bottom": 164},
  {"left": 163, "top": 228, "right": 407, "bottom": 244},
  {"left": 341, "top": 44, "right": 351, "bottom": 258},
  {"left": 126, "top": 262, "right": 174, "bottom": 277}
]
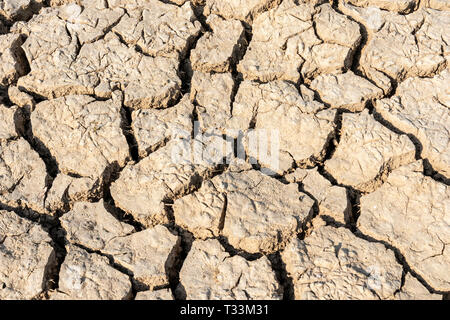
[{"left": 0, "top": 0, "right": 448, "bottom": 300}]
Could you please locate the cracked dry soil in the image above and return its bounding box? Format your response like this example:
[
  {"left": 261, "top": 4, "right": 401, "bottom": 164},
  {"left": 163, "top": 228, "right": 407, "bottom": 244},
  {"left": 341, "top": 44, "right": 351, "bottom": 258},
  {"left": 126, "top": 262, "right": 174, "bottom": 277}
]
[{"left": 0, "top": 0, "right": 448, "bottom": 300}]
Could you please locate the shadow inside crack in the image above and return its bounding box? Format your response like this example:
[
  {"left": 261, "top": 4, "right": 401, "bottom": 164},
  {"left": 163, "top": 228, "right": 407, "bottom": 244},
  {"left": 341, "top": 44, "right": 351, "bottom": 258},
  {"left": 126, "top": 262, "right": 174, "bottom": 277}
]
[{"left": 165, "top": 226, "right": 194, "bottom": 300}]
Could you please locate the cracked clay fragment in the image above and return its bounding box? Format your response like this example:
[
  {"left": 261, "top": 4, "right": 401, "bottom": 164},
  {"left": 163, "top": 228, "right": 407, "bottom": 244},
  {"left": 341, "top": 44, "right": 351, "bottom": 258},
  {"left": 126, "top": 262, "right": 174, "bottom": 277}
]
[{"left": 178, "top": 238, "right": 282, "bottom": 299}]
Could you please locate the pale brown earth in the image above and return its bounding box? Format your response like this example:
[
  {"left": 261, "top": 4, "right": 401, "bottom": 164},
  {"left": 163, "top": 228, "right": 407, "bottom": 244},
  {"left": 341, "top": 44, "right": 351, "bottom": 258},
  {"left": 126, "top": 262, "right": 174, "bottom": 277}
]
[{"left": 0, "top": 0, "right": 448, "bottom": 300}]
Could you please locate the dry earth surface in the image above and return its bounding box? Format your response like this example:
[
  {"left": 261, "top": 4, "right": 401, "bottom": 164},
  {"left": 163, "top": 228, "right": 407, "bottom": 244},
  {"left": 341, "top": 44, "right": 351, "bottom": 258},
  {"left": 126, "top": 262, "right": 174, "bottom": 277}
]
[{"left": 0, "top": 0, "right": 448, "bottom": 300}]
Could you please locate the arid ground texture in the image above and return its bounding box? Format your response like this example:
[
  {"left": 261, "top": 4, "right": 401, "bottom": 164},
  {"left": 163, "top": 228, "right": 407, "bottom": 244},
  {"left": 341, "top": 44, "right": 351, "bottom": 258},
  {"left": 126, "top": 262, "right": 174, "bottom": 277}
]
[{"left": 0, "top": 0, "right": 449, "bottom": 300}]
